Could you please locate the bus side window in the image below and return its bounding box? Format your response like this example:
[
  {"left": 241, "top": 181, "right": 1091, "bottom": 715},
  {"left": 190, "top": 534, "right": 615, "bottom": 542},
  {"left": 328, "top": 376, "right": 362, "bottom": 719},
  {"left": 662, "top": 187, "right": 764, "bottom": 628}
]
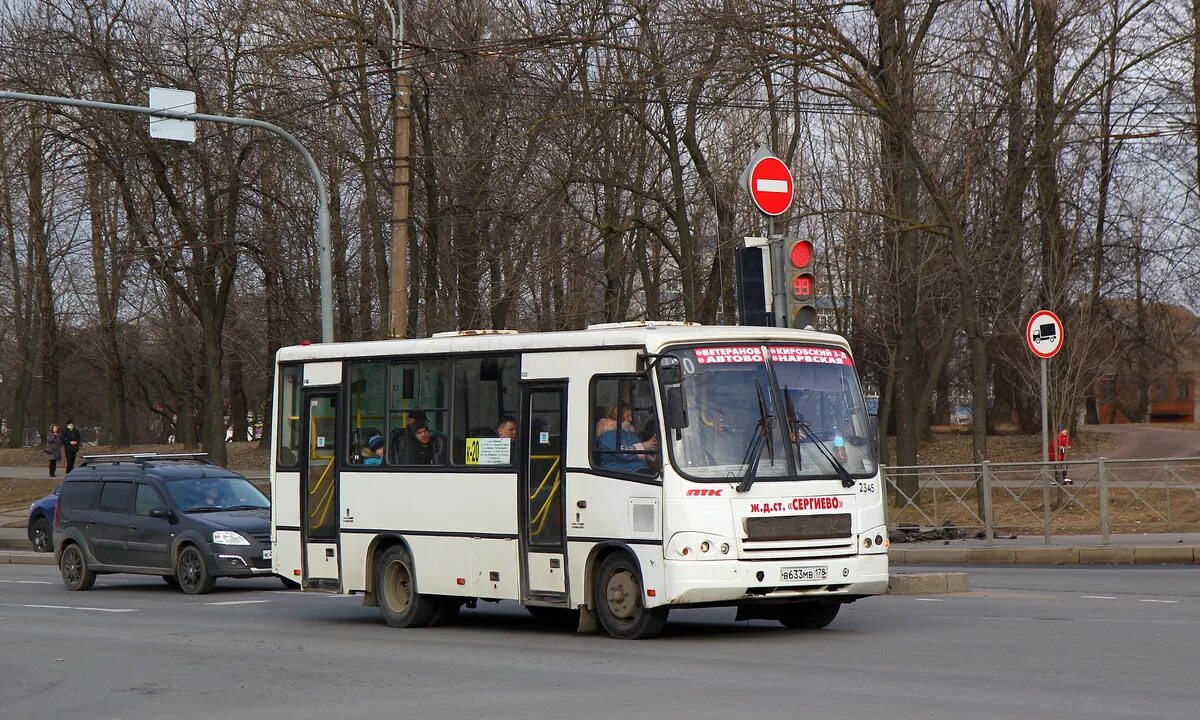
[
  {"left": 591, "top": 376, "right": 659, "bottom": 476},
  {"left": 277, "top": 365, "right": 302, "bottom": 468},
  {"left": 451, "top": 355, "right": 519, "bottom": 466},
  {"left": 346, "top": 363, "right": 388, "bottom": 466},
  {"left": 389, "top": 361, "right": 449, "bottom": 466}
]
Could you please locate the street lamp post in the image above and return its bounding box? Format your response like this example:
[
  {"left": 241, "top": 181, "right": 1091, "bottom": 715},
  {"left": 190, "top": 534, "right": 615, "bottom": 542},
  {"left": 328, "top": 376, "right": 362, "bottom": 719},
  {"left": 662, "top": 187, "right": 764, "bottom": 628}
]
[{"left": 0, "top": 89, "right": 334, "bottom": 343}]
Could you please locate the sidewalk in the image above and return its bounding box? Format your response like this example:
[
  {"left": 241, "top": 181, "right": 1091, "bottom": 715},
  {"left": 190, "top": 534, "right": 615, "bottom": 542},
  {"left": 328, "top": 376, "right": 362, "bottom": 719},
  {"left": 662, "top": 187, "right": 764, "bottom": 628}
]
[{"left": 890, "top": 532, "right": 1200, "bottom": 565}]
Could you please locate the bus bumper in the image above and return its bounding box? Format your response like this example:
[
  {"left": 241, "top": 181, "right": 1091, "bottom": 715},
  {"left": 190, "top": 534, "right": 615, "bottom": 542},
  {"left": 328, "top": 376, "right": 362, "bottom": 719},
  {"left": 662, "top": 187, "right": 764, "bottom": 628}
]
[{"left": 662, "top": 553, "right": 889, "bottom": 606}]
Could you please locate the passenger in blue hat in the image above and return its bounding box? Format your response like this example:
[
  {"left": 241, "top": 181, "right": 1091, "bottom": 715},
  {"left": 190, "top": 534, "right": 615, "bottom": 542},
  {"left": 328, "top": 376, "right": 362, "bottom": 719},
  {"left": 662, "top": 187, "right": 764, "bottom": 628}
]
[{"left": 363, "top": 434, "right": 385, "bottom": 465}]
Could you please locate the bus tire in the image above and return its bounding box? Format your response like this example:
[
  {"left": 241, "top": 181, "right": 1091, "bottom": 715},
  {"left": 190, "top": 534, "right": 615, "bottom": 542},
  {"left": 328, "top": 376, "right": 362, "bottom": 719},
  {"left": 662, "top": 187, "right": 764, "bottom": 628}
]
[
  {"left": 375, "top": 546, "right": 436, "bottom": 628},
  {"left": 593, "top": 553, "right": 667, "bottom": 639},
  {"left": 778, "top": 602, "right": 840, "bottom": 630}
]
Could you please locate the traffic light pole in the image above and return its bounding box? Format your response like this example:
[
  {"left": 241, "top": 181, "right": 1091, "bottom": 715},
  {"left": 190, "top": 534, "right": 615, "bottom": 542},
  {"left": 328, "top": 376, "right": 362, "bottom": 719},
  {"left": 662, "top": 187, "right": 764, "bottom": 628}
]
[
  {"left": 0, "top": 89, "right": 334, "bottom": 344},
  {"left": 769, "top": 217, "right": 787, "bottom": 327}
]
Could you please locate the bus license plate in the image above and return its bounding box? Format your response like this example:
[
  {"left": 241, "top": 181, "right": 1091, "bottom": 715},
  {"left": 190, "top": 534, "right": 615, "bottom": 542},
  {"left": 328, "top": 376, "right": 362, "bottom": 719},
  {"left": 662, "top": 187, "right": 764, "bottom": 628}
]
[
  {"left": 262, "top": 549, "right": 273, "bottom": 560},
  {"left": 781, "top": 566, "right": 827, "bottom": 583}
]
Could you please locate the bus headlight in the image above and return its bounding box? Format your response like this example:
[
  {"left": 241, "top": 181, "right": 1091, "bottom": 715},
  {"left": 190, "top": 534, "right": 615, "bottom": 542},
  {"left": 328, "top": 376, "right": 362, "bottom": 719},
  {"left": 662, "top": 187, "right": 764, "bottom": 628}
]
[
  {"left": 860, "top": 525, "right": 889, "bottom": 554},
  {"left": 668, "top": 532, "right": 733, "bottom": 560}
]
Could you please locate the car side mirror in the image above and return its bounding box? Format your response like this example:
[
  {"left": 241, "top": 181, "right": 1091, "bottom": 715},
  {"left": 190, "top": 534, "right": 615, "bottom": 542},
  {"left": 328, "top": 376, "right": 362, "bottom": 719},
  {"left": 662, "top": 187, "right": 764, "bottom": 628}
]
[{"left": 149, "top": 507, "right": 174, "bottom": 521}]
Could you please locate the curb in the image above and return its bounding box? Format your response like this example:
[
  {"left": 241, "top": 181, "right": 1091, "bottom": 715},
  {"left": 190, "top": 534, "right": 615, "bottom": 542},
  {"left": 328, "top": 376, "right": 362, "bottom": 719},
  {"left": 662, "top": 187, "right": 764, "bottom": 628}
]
[
  {"left": 0, "top": 550, "right": 55, "bottom": 565},
  {"left": 890, "top": 546, "right": 1200, "bottom": 565},
  {"left": 887, "top": 572, "right": 969, "bottom": 595}
]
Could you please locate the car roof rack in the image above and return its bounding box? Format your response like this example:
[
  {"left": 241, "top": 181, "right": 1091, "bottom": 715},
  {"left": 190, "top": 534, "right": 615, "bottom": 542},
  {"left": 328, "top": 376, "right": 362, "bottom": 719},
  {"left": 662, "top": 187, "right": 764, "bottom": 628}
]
[{"left": 79, "top": 452, "right": 212, "bottom": 467}]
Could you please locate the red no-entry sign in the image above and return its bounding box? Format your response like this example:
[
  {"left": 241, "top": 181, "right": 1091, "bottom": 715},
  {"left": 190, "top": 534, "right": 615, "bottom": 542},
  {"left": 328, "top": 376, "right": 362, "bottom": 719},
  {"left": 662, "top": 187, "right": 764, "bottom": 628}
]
[{"left": 745, "top": 154, "right": 794, "bottom": 217}]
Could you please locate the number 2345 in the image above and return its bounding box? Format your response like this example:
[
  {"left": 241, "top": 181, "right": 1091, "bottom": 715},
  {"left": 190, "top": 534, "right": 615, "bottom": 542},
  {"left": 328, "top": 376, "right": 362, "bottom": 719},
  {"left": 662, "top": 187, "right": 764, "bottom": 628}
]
[{"left": 858, "top": 482, "right": 876, "bottom": 493}]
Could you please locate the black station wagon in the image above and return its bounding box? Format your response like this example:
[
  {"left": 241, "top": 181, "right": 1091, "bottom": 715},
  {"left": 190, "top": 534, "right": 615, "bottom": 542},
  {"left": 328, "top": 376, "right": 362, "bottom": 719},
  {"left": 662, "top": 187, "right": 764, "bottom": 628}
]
[{"left": 54, "top": 453, "right": 275, "bottom": 594}]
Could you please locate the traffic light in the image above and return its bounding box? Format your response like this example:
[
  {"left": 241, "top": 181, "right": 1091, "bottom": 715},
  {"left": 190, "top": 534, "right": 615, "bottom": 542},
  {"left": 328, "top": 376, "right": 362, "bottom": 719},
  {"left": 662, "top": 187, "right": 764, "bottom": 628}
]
[{"left": 787, "top": 239, "right": 816, "bottom": 329}]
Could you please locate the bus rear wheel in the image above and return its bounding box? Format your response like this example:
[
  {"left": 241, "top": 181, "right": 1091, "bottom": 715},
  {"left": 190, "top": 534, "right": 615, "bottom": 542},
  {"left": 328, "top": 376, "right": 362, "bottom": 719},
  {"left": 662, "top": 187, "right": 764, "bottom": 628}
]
[
  {"left": 778, "top": 602, "right": 841, "bottom": 630},
  {"left": 593, "top": 553, "right": 667, "bottom": 639},
  {"left": 376, "top": 546, "right": 436, "bottom": 628}
]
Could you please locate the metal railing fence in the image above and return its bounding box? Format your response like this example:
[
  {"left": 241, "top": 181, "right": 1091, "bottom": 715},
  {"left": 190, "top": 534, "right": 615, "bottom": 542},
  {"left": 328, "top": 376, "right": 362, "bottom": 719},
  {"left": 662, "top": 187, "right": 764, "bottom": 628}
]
[{"left": 883, "top": 457, "right": 1200, "bottom": 544}]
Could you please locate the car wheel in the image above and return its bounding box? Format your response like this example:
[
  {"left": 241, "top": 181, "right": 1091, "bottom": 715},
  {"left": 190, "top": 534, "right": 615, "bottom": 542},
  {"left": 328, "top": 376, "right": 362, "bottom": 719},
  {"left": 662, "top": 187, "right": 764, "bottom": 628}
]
[
  {"left": 176, "top": 545, "right": 217, "bottom": 595},
  {"left": 375, "top": 546, "right": 436, "bottom": 628},
  {"left": 593, "top": 553, "right": 667, "bottom": 639},
  {"left": 29, "top": 517, "right": 52, "bottom": 553},
  {"left": 162, "top": 575, "right": 180, "bottom": 588},
  {"left": 778, "top": 602, "right": 841, "bottom": 630},
  {"left": 59, "top": 543, "right": 96, "bottom": 591}
]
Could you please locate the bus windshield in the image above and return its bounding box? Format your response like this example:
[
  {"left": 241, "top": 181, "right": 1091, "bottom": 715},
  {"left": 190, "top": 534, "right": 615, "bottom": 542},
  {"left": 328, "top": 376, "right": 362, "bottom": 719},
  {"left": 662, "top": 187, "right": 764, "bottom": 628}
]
[{"left": 664, "top": 344, "right": 876, "bottom": 482}]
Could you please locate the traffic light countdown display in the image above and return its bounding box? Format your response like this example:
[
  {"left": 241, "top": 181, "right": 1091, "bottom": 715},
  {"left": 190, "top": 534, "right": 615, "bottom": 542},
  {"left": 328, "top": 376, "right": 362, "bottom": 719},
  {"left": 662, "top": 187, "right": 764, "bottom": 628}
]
[{"left": 788, "top": 239, "right": 816, "bottom": 329}]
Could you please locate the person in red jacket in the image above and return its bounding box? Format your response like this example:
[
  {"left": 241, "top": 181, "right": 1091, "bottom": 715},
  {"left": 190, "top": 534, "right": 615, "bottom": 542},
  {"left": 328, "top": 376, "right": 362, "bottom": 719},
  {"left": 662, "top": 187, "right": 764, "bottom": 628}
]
[{"left": 1050, "top": 425, "right": 1072, "bottom": 485}]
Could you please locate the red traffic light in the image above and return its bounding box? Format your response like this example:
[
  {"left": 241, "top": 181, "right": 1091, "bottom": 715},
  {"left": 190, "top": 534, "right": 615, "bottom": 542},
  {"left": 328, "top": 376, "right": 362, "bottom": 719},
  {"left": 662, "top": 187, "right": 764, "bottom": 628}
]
[
  {"left": 791, "top": 273, "right": 814, "bottom": 301},
  {"left": 790, "top": 240, "right": 813, "bottom": 269}
]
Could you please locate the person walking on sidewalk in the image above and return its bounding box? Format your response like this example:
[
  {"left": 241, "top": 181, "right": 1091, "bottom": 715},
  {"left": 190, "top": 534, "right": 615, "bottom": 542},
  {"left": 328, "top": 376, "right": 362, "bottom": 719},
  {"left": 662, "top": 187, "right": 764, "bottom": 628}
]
[
  {"left": 43, "top": 424, "right": 64, "bottom": 478},
  {"left": 1051, "top": 425, "right": 1072, "bottom": 486},
  {"left": 62, "top": 420, "right": 83, "bottom": 473}
]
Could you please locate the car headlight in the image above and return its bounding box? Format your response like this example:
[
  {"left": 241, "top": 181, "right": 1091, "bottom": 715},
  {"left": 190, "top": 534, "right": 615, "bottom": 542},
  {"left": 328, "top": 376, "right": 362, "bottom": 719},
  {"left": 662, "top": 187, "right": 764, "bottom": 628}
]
[{"left": 212, "top": 531, "right": 250, "bottom": 546}]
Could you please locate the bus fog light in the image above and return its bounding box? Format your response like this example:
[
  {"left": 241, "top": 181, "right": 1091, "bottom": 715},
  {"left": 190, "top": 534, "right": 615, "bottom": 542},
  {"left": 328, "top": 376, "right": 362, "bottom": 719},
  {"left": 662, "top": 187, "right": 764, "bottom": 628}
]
[
  {"left": 719, "top": 543, "right": 730, "bottom": 554},
  {"left": 875, "top": 535, "right": 884, "bottom": 546},
  {"left": 699, "top": 541, "right": 710, "bottom": 553},
  {"left": 864, "top": 537, "right": 872, "bottom": 548}
]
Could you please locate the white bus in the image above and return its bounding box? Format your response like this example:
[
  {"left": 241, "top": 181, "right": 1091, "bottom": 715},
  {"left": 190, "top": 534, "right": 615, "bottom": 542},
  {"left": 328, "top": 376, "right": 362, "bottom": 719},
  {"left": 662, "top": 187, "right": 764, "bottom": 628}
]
[{"left": 270, "top": 322, "right": 888, "bottom": 639}]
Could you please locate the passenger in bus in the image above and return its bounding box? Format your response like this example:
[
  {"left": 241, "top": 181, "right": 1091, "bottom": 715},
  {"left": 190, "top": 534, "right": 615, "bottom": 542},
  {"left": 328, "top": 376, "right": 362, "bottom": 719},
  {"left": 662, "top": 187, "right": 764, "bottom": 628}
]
[
  {"left": 496, "top": 416, "right": 517, "bottom": 440},
  {"left": 404, "top": 421, "right": 446, "bottom": 465},
  {"left": 362, "top": 435, "right": 385, "bottom": 465},
  {"left": 596, "top": 411, "right": 658, "bottom": 473}
]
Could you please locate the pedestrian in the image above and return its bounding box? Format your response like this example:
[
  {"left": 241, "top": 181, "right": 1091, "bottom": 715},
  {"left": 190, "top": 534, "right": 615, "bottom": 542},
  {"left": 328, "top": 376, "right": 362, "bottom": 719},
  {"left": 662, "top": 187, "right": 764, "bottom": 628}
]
[
  {"left": 62, "top": 420, "right": 83, "bottom": 473},
  {"left": 43, "top": 424, "right": 64, "bottom": 478},
  {"left": 1051, "top": 424, "right": 1072, "bottom": 486}
]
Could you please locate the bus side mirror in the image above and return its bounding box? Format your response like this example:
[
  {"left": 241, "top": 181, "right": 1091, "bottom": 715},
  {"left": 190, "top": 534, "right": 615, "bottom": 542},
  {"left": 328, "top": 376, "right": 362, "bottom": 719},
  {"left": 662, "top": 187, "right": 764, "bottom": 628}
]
[
  {"left": 869, "top": 415, "right": 879, "bottom": 449},
  {"left": 658, "top": 357, "right": 688, "bottom": 430},
  {"left": 665, "top": 386, "right": 689, "bottom": 430}
]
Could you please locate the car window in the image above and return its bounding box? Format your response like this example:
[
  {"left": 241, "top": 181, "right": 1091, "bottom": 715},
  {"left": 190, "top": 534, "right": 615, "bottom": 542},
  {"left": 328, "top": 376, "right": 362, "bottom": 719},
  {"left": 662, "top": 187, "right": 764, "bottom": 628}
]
[
  {"left": 60, "top": 481, "right": 98, "bottom": 510},
  {"left": 163, "top": 476, "right": 270, "bottom": 512},
  {"left": 134, "top": 484, "right": 166, "bottom": 516},
  {"left": 98, "top": 482, "right": 133, "bottom": 513}
]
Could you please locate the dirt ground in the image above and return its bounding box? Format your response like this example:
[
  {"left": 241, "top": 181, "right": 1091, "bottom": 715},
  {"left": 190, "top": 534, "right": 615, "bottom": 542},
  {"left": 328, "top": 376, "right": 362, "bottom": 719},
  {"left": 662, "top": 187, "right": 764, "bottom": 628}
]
[
  {"left": 0, "top": 444, "right": 271, "bottom": 524},
  {"left": 885, "top": 426, "right": 1118, "bottom": 466},
  {"left": 0, "top": 443, "right": 270, "bottom": 470}
]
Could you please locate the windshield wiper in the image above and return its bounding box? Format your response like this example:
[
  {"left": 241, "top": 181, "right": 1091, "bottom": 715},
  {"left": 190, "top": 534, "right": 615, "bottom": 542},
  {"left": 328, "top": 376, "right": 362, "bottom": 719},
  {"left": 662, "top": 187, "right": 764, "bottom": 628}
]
[
  {"left": 221, "top": 505, "right": 266, "bottom": 511},
  {"left": 783, "top": 385, "right": 854, "bottom": 488},
  {"left": 737, "top": 381, "right": 775, "bottom": 493},
  {"left": 183, "top": 506, "right": 227, "bottom": 513}
]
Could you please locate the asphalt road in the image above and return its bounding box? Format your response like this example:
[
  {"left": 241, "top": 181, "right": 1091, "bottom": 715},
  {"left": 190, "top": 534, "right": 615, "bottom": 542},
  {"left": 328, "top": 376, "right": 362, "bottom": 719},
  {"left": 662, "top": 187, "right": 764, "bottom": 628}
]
[{"left": 1, "top": 564, "right": 1196, "bottom": 720}]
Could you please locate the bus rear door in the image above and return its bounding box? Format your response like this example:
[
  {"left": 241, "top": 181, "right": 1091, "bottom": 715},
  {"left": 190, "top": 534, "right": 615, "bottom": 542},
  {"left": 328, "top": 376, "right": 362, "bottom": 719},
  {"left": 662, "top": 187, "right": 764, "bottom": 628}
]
[{"left": 301, "top": 391, "right": 341, "bottom": 589}]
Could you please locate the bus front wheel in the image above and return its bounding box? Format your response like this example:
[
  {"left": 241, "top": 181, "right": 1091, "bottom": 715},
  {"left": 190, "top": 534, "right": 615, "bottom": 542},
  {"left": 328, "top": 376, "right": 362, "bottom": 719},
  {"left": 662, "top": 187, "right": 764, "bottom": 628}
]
[
  {"left": 376, "top": 546, "right": 436, "bottom": 628},
  {"left": 593, "top": 553, "right": 667, "bottom": 639},
  {"left": 778, "top": 602, "right": 841, "bottom": 630}
]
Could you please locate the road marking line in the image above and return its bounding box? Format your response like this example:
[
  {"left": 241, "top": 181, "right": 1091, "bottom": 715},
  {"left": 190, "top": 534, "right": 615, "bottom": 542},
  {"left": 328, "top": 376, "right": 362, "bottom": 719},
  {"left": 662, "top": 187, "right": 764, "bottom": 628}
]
[
  {"left": 1082, "top": 595, "right": 1117, "bottom": 600},
  {"left": 1140, "top": 599, "right": 1179, "bottom": 604},
  {"left": 21, "top": 604, "right": 71, "bottom": 610},
  {"left": 206, "top": 600, "right": 271, "bottom": 606},
  {"left": 0, "top": 580, "right": 53, "bottom": 585},
  {"left": 73, "top": 607, "right": 137, "bottom": 613},
  {"left": 915, "top": 598, "right": 944, "bottom": 602}
]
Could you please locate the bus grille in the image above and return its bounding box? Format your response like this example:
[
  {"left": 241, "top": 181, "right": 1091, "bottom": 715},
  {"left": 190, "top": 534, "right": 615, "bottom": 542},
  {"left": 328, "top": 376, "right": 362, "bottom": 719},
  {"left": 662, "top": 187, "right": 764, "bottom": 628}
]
[{"left": 743, "top": 513, "right": 851, "bottom": 542}]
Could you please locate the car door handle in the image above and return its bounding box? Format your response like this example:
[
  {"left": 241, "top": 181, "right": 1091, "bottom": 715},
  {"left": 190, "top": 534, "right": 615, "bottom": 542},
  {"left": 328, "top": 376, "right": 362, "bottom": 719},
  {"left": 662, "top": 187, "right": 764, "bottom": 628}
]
[{"left": 128, "top": 525, "right": 137, "bottom": 531}]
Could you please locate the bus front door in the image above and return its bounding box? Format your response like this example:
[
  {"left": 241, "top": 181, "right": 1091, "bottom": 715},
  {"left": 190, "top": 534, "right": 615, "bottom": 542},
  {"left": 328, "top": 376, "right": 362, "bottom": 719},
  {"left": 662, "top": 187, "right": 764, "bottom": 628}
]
[
  {"left": 519, "top": 384, "right": 569, "bottom": 605},
  {"left": 301, "top": 392, "right": 341, "bottom": 589}
]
